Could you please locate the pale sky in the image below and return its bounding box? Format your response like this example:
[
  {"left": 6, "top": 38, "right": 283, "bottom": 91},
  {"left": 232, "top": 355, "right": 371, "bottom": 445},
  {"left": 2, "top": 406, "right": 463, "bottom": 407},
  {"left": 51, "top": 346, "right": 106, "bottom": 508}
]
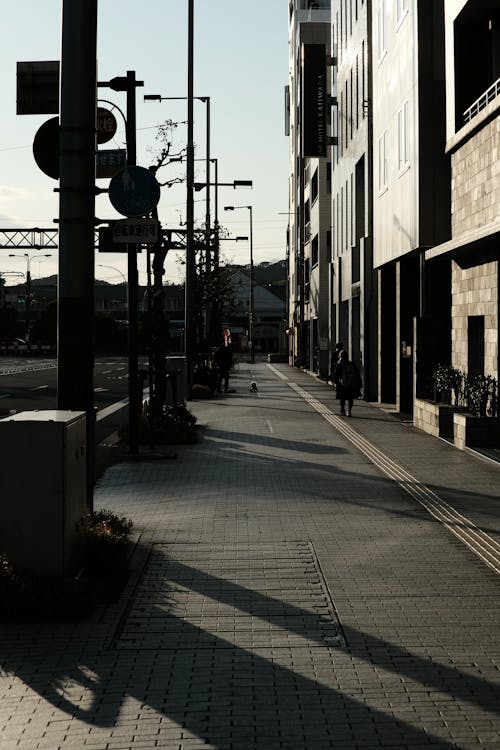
[{"left": 0, "top": 1, "right": 289, "bottom": 285}]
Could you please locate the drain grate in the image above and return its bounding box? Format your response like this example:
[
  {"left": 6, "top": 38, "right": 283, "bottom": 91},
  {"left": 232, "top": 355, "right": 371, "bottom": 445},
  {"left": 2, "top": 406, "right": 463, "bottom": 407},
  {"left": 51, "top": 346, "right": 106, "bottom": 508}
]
[{"left": 114, "top": 542, "right": 345, "bottom": 651}]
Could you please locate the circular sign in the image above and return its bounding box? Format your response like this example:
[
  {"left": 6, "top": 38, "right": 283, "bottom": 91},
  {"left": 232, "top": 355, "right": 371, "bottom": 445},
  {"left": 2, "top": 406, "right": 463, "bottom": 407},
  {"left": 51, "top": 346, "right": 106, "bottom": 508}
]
[
  {"left": 109, "top": 166, "right": 161, "bottom": 218},
  {"left": 97, "top": 107, "right": 117, "bottom": 145},
  {"left": 33, "top": 117, "right": 59, "bottom": 179}
]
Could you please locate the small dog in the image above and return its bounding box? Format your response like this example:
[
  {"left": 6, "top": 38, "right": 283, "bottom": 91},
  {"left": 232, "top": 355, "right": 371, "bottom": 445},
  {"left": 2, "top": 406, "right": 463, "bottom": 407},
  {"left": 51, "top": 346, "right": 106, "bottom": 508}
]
[{"left": 249, "top": 381, "right": 258, "bottom": 393}]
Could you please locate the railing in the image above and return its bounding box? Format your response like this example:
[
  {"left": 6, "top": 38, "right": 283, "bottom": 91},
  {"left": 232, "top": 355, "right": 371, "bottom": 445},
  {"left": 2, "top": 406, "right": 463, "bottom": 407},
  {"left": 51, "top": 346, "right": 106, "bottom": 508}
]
[{"left": 463, "top": 77, "right": 500, "bottom": 124}]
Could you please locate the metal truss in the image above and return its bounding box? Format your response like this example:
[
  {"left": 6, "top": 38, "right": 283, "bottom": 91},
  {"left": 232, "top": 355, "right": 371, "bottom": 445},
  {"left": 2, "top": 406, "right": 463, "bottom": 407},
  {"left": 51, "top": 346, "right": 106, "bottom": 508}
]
[{"left": 0, "top": 228, "right": 59, "bottom": 250}]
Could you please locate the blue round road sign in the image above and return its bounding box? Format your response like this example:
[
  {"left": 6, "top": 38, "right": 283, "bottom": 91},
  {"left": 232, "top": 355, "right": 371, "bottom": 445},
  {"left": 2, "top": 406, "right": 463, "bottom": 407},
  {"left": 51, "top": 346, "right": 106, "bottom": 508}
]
[{"left": 109, "top": 166, "right": 161, "bottom": 218}]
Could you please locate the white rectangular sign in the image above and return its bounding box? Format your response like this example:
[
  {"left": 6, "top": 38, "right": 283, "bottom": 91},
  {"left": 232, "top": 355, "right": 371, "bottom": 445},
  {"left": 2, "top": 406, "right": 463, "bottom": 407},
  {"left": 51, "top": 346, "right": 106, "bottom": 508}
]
[{"left": 112, "top": 219, "right": 159, "bottom": 244}]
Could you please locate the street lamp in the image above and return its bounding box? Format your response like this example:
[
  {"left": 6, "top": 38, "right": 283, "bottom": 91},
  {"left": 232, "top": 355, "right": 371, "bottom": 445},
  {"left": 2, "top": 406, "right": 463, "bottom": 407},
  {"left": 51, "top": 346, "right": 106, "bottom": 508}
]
[
  {"left": 224, "top": 205, "right": 254, "bottom": 363},
  {"left": 9, "top": 252, "right": 52, "bottom": 344}
]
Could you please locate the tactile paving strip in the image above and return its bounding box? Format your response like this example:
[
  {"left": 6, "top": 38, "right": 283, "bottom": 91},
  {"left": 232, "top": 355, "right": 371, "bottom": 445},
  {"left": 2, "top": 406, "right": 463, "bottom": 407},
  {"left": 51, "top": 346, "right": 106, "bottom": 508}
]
[{"left": 114, "top": 542, "right": 345, "bottom": 651}]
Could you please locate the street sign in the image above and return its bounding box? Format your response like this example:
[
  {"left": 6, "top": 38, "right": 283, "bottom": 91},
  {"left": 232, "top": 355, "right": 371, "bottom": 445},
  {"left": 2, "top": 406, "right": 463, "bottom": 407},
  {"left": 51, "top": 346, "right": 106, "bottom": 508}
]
[
  {"left": 96, "top": 149, "right": 126, "bottom": 179},
  {"left": 97, "top": 107, "right": 117, "bottom": 145},
  {"left": 108, "top": 166, "right": 161, "bottom": 218},
  {"left": 17, "top": 61, "right": 59, "bottom": 115},
  {"left": 33, "top": 117, "right": 59, "bottom": 179},
  {"left": 113, "top": 218, "right": 159, "bottom": 244}
]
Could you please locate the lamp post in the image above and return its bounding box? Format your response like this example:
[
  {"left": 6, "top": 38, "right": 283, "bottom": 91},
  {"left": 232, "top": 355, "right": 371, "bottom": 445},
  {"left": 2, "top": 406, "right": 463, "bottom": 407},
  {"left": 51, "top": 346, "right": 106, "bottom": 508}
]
[
  {"left": 96, "top": 264, "right": 128, "bottom": 318},
  {"left": 223, "top": 205, "right": 254, "bottom": 363},
  {"left": 9, "top": 252, "right": 52, "bottom": 345}
]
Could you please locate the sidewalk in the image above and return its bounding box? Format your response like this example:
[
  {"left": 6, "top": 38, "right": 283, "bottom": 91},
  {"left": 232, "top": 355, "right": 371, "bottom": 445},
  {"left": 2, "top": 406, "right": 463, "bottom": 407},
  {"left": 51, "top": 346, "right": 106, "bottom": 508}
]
[{"left": 1, "top": 361, "right": 499, "bottom": 750}]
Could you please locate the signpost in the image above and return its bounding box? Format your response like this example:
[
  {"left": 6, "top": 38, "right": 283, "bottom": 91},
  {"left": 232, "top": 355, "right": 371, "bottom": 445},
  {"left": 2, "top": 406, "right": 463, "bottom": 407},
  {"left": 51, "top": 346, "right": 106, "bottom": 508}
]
[
  {"left": 113, "top": 218, "right": 159, "bottom": 244},
  {"left": 96, "top": 148, "right": 126, "bottom": 178},
  {"left": 33, "top": 117, "right": 59, "bottom": 179},
  {"left": 17, "top": 61, "right": 59, "bottom": 115},
  {"left": 109, "top": 165, "right": 161, "bottom": 218},
  {"left": 96, "top": 107, "right": 117, "bottom": 144}
]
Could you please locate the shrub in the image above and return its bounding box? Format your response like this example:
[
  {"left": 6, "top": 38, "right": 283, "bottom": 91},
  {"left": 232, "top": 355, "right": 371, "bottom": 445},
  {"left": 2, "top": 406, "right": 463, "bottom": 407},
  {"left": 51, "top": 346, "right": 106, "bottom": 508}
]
[
  {"left": 467, "top": 374, "right": 498, "bottom": 418},
  {"left": 432, "top": 364, "right": 466, "bottom": 405}
]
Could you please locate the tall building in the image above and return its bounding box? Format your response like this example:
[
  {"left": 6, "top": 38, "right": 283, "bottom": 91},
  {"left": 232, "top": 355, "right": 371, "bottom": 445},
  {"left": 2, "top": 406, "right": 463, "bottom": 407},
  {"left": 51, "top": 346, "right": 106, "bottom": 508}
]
[
  {"left": 330, "top": 0, "right": 377, "bottom": 399},
  {"left": 372, "top": 0, "right": 450, "bottom": 413},
  {"left": 424, "top": 0, "right": 499, "bottom": 387},
  {"left": 287, "top": 0, "right": 332, "bottom": 376}
]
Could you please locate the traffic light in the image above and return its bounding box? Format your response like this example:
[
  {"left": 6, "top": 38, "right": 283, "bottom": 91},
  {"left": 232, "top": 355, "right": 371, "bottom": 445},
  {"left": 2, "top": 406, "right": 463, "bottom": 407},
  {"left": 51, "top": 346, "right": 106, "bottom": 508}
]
[{"left": 17, "top": 295, "right": 26, "bottom": 305}]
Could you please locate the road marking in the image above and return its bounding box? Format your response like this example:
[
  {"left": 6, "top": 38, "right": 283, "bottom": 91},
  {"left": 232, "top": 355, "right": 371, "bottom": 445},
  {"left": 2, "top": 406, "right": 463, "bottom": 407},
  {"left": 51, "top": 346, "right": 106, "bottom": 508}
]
[
  {"left": 95, "top": 387, "right": 109, "bottom": 393},
  {"left": 0, "top": 394, "right": 11, "bottom": 399},
  {"left": 268, "top": 364, "right": 500, "bottom": 576},
  {"left": 266, "top": 419, "right": 274, "bottom": 434},
  {"left": 29, "top": 385, "right": 48, "bottom": 391}
]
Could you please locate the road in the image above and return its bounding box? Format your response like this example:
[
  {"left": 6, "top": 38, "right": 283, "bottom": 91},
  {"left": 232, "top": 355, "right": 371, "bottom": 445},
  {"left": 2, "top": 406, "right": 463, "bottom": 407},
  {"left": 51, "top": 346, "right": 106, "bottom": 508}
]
[{"left": 0, "top": 355, "right": 134, "bottom": 455}]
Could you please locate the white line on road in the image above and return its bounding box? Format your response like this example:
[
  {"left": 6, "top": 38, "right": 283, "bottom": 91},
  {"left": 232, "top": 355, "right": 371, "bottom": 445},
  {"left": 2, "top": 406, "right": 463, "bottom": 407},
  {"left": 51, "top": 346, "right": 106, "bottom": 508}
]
[
  {"left": 266, "top": 419, "right": 274, "bottom": 434},
  {"left": 29, "top": 385, "right": 48, "bottom": 391}
]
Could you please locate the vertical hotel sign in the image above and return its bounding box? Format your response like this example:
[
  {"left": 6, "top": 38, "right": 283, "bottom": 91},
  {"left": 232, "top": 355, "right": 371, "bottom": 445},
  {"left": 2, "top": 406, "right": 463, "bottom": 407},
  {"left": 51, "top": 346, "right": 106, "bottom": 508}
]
[{"left": 302, "top": 44, "right": 327, "bottom": 158}]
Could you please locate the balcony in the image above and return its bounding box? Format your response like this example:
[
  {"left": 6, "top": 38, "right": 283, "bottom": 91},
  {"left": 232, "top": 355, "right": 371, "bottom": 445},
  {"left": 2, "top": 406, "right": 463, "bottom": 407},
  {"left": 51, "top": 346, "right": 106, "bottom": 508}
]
[{"left": 463, "top": 76, "right": 500, "bottom": 124}]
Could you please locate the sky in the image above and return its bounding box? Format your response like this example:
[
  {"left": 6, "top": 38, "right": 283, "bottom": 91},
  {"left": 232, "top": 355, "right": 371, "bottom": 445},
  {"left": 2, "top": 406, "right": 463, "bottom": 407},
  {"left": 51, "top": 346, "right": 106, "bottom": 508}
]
[{"left": 0, "top": 0, "right": 289, "bottom": 286}]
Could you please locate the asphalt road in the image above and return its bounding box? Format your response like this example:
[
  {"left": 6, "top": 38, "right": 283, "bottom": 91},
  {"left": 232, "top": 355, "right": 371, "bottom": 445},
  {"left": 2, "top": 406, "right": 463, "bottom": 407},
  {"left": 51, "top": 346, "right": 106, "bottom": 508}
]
[{"left": 0, "top": 355, "right": 138, "bottom": 477}]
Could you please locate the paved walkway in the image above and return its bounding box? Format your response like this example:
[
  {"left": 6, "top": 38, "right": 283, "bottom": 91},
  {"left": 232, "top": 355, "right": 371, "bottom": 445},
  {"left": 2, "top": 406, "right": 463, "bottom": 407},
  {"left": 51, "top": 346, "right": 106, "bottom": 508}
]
[{"left": 1, "top": 362, "right": 499, "bottom": 749}]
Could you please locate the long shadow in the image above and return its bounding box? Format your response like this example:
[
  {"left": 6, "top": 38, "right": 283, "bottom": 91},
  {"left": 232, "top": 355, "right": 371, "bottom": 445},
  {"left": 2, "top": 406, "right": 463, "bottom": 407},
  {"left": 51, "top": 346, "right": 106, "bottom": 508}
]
[
  {"left": 0, "top": 560, "right": 486, "bottom": 750},
  {"left": 1, "top": 546, "right": 497, "bottom": 748},
  {"left": 198, "top": 429, "right": 500, "bottom": 537},
  {"left": 207, "top": 427, "right": 348, "bottom": 456}
]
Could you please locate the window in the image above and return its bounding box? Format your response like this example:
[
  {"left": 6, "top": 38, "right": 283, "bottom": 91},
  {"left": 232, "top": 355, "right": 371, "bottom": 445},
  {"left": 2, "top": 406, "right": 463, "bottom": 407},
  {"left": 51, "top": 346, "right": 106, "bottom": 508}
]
[
  {"left": 396, "top": 0, "right": 408, "bottom": 26},
  {"left": 311, "top": 234, "right": 319, "bottom": 266},
  {"left": 377, "top": 0, "right": 387, "bottom": 62},
  {"left": 311, "top": 168, "right": 318, "bottom": 203},
  {"left": 378, "top": 130, "right": 388, "bottom": 191},
  {"left": 398, "top": 100, "right": 410, "bottom": 172}
]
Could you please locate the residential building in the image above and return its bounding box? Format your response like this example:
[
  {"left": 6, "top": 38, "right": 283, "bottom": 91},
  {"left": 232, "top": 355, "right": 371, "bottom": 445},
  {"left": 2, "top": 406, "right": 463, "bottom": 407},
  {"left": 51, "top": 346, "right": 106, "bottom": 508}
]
[
  {"left": 287, "top": 0, "right": 332, "bottom": 376},
  {"left": 424, "top": 0, "right": 499, "bottom": 389},
  {"left": 372, "top": 0, "right": 449, "bottom": 412},
  {"left": 330, "top": 0, "right": 377, "bottom": 399}
]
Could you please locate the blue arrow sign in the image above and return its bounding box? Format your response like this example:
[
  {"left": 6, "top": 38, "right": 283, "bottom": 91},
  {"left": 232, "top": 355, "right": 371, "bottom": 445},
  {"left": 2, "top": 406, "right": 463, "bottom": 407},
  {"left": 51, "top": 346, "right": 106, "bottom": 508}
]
[{"left": 109, "top": 165, "right": 161, "bottom": 218}]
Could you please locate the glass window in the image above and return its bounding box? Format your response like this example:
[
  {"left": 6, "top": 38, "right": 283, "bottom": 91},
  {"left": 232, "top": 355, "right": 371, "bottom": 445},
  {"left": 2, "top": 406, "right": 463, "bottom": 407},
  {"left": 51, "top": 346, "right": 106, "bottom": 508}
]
[
  {"left": 398, "top": 100, "right": 410, "bottom": 171},
  {"left": 377, "top": 0, "right": 386, "bottom": 62},
  {"left": 378, "top": 130, "right": 388, "bottom": 191},
  {"left": 396, "top": 0, "right": 408, "bottom": 26}
]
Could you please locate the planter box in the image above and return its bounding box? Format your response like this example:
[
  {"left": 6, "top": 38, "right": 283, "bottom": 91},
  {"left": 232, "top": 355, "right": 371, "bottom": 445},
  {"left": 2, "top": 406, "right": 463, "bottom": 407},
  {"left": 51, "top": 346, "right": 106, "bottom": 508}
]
[
  {"left": 453, "top": 414, "right": 500, "bottom": 451},
  {"left": 414, "top": 398, "right": 468, "bottom": 439}
]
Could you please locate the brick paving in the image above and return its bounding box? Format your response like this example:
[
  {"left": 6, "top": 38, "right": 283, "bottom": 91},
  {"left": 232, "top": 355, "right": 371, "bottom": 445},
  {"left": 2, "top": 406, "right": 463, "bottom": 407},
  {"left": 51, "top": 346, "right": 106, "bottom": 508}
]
[{"left": 1, "top": 362, "right": 500, "bottom": 749}]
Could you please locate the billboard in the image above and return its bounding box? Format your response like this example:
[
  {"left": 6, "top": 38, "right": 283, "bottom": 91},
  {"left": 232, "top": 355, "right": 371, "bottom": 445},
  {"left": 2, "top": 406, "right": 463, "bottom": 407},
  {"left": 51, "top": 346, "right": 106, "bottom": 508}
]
[{"left": 302, "top": 44, "right": 327, "bottom": 158}]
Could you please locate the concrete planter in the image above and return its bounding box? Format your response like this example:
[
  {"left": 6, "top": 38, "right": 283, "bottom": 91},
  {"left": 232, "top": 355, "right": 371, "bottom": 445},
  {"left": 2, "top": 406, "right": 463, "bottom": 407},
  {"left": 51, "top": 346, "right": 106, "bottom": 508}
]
[
  {"left": 453, "top": 414, "right": 500, "bottom": 451},
  {"left": 414, "top": 398, "right": 468, "bottom": 439}
]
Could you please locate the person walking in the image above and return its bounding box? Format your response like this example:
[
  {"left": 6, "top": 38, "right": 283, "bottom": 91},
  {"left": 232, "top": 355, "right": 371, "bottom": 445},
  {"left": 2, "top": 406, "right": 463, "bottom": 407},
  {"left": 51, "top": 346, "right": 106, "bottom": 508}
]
[
  {"left": 213, "top": 342, "right": 233, "bottom": 393},
  {"left": 334, "top": 350, "right": 362, "bottom": 416},
  {"left": 329, "top": 341, "right": 344, "bottom": 384}
]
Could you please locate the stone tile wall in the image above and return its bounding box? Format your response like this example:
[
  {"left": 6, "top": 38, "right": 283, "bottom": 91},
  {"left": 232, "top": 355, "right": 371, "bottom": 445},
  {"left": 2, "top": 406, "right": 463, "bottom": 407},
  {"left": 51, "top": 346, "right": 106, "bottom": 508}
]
[
  {"left": 451, "top": 260, "right": 498, "bottom": 377},
  {"left": 451, "top": 115, "right": 500, "bottom": 236}
]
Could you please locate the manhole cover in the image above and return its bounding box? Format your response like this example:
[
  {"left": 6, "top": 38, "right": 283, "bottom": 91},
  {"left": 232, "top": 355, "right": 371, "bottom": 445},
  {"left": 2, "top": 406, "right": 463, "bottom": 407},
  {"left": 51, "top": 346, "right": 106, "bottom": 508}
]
[{"left": 114, "top": 542, "right": 344, "bottom": 651}]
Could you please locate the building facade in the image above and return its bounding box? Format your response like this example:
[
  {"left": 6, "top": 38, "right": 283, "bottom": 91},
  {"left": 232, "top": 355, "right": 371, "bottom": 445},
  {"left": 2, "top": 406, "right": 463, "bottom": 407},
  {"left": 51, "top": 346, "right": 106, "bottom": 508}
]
[
  {"left": 287, "top": 0, "right": 332, "bottom": 376},
  {"left": 424, "top": 0, "right": 499, "bottom": 391},
  {"left": 330, "top": 0, "right": 377, "bottom": 399}
]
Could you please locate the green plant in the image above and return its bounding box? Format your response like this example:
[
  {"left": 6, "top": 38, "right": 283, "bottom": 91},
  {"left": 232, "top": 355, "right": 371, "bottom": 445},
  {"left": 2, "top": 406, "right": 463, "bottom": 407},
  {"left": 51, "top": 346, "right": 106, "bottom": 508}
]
[
  {"left": 432, "top": 364, "right": 465, "bottom": 405},
  {"left": 467, "top": 375, "right": 498, "bottom": 418},
  {"left": 77, "top": 508, "right": 133, "bottom": 572}
]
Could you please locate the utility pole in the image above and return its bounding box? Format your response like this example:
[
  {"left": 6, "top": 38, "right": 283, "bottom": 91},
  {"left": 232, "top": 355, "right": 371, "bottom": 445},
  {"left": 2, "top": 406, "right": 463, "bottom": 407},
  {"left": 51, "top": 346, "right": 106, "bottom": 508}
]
[
  {"left": 185, "top": 0, "right": 195, "bottom": 394},
  {"left": 58, "top": 0, "right": 98, "bottom": 502}
]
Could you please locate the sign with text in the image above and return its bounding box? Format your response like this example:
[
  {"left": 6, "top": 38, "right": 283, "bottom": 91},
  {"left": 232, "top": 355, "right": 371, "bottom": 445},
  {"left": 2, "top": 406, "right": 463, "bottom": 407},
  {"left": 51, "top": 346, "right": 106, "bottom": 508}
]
[
  {"left": 17, "top": 61, "right": 59, "bottom": 115},
  {"left": 302, "top": 44, "right": 327, "bottom": 158},
  {"left": 112, "top": 218, "right": 159, "bottom": 244},
  {"left": 96, "top": 149, "right": 126, "bottom": 179},
  {"left": 96, "top": 107, "right": 117, "bottom": 145}
]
